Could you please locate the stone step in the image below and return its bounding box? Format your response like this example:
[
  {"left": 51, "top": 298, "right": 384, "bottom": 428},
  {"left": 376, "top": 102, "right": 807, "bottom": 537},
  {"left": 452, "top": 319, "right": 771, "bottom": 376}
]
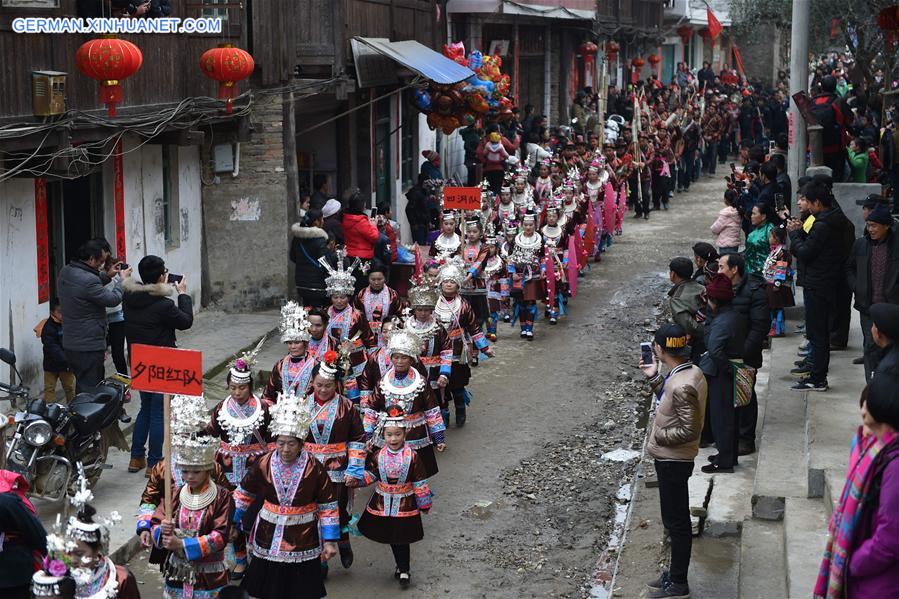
[
  {"left": 823, "top": 468, "right": 842, "bottom": 521},
  {"left": 738, "top": 518, "right": 787, "bottom": 599},
  {"left": 783, "top": 497, "right": 829, "bottom": 598},
  {"left": 751, "top": 334, "right": 809, "bottom": 520}
]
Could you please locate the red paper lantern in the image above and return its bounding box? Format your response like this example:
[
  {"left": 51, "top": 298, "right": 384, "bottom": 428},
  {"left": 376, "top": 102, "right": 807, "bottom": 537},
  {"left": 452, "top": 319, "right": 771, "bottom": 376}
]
[
  {"left": 648, "top": 54, "right": 661, "bottom": 66},
  {"left": 677, "top": 26, "right": 694, "bottom": 45},
  {"left": 75, "top": 36, "right": 143, "bottom": 117},
  {"left": 631, "top": 57, "right": 646, "bottom": 69},
  {"left": 578, "top": 41, "right": 598, "bottom": 57},
  {"left": 199, "top": 44, "right": 255, "bottom": 114},
  {"left": 606, "top": 40, "right": 620, "bottom": 62}
]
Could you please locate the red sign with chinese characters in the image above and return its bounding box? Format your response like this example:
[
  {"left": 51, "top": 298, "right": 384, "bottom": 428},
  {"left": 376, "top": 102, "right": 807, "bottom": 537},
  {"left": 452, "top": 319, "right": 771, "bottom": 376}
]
[
  {"left": 113, "top": 138, "right": 127, "bottom": 261},
  {"left": 442, "top": 187, "right": 481, "bottom": 210},
  {"left": 130, "top": 344, "right": 203, "bottom": 396},
  {"left": 35, "top": 178, "right": 50, "bottom": 304}
]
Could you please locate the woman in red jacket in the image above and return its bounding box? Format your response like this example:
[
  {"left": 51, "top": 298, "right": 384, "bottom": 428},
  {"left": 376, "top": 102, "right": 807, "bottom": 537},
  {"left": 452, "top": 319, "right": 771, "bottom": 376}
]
[{"left": 342, "top": 190, "right": 381, "bottom": 260}]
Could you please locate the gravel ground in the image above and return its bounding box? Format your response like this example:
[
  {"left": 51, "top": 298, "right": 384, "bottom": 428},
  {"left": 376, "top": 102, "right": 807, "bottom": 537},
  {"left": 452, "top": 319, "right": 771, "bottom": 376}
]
[{"left": 129, "top": 176, "right": 724, "bottom": 598}]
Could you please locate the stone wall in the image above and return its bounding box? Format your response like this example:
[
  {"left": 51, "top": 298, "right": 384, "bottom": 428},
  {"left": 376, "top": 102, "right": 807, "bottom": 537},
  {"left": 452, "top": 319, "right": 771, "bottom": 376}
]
[
  {"left": 201, "top": 93, "right": 290, "bottom": 311},
  {"left": 735, "top": 24, "right": 785, "bottom": 88}
]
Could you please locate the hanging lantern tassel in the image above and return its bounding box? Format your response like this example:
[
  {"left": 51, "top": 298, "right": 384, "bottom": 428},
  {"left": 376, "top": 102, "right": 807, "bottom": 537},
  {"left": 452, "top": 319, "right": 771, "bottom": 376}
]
[{"left": 200, "top": 44, "right": 255, "bottom": 114}]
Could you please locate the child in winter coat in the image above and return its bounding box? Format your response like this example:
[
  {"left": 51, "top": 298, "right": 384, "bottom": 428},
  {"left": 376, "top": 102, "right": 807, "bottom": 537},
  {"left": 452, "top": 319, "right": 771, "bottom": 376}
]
[
  {"left": 484, "top": 132, "right": 510, "bottom": 164},
  {"left": 761, "top": 226, "right": 794, "bottom": 336},
  {"left": 35, "top": 298, "right": 75, "bottom": 403},
  {"left": 710, "top": 190, "right": 743, "bottom": 254}
]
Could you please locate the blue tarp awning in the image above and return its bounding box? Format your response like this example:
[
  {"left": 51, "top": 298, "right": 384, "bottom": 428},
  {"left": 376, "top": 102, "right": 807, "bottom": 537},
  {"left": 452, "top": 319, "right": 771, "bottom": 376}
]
[{"left": 352, "top": 37, "right": 475, "bottom": 88}]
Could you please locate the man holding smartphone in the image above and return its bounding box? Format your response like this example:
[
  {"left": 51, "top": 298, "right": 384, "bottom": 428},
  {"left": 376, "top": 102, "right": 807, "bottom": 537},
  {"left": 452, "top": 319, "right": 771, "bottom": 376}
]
[
  {"left": 640, "top": 324, "right": 707, "bottom": 599},
  {"left": 122, "top": 255, "right": 194, "bottom": 473}
]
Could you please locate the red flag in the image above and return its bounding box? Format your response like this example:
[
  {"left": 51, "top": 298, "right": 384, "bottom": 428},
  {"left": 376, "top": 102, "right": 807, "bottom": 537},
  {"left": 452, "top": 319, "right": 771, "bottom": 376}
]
[
  {"left": 732, "top": 45, "right": 746, "bottom": 79},
  {"left": 584, "top": 204, "right": 597, "bottom": 259},
  {"left": 544, "top": 249, "right": 556, "bottom": 311},
  {"left": 567, "top": 235, "right": 579, "bottom": 298},
  {"left": 707, "top": 8, "right": 723, "bottom": 41}
]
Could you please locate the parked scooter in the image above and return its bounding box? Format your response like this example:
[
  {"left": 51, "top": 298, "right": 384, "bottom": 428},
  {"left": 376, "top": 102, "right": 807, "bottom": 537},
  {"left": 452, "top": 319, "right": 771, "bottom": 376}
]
[{"left": 1, "top": 348, "right": 128, "bottom": 501}]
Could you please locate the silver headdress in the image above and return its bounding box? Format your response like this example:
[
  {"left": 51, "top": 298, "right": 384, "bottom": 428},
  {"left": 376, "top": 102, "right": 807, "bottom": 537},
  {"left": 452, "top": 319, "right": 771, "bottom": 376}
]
[
  {"left": 372, "top": 405, "right": 408, "bottom": 440},
  {"left": 228, "top": 335, "right": 266, "bottom": 386},
  {"left": 171, "top": 394, "right": 209, "bottom": 437},
  {"left": 386, "top": 327, "right": 422, "bottom": 359},
  {"left": 436, "top": 256, "right": 466, "bottom": 287},
  {"left": 172, "top": 433, "right": 218, "bottom": 471},
  {"left": 269, "top": 391, "right": 315, "bottom": 439},
  {"left": 319, "top": 249, "right": 360, "bottom": 297},
  {"left": 65, "top": 464, "right": 120, "bottom": 554},
  {"left": 280, "top": 300, "right": 311, "bottom": 343},
  {"left": 408, "top": 276, "right": 438, "bottom": 309}
]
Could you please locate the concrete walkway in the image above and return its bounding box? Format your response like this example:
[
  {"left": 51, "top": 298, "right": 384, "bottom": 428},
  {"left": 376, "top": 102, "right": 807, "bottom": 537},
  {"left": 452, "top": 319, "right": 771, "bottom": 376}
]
[
  {"left": 31, "top": 309, "right": 278, "bottom": 563},
  {"left": 614, "top": 293, "right": 864, "bottom": 598}
]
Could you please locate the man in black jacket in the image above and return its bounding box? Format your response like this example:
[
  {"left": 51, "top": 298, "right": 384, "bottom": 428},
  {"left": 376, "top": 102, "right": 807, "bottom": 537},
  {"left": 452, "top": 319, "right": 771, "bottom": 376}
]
[
  {"left": 847, "top": 203, "right": 899, "bottom": 381},
  {"left": 718, "top": 253, "right": 769, "bottom": 454},
  {"left": 122, "top": 255, "right": 193, "bottom": 473},
  {"left": 57, "top": 238, "right": 132, "bottom": 393},
  {"left": 788, "top": 179, "right": 855, "bottom": 391}
]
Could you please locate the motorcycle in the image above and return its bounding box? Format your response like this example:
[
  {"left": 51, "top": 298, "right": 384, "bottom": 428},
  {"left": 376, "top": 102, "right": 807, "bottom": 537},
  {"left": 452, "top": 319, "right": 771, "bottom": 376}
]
[{"left": 1, "top": 348, "right": 128, "bottom": 501}]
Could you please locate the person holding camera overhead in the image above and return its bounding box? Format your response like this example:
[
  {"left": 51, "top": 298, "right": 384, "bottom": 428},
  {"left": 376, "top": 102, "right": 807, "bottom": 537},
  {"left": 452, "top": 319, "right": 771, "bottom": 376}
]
[{"left": 122, "top": 255, "right": 194, "bottom": 474}]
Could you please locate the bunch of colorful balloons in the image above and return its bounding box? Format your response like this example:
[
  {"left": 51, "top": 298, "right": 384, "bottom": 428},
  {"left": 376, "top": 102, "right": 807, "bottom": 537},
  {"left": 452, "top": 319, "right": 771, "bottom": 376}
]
[{"left": 412, "top": 41, "right": 515, "bottom": 135}]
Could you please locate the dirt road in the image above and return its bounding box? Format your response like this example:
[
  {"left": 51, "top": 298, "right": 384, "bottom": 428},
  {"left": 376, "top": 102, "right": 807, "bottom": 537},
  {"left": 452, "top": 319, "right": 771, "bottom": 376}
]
[{"left": 129, "top": 177, "right": 723, "bottom": 598}]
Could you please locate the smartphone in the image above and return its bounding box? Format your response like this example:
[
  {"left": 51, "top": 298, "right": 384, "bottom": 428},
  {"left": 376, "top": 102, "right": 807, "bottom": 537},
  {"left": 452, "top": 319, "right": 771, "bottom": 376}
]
[
  {"left": 769, "top": 140, "right": 776, "bottom": 153},
  {"left": 370, "top": 207, "right": 378, "bottom": 218},
  {"left": 167, "top": 273, "right": 183, "bottom": 284},
  {"left": 640, "top": 342, "right": 654, "bottom": 365},
  {"left": 117, "top": 262, "right": 129, "bottom": 271},
  {"left": 774, "top": 193, "right": 785, "bottom": 212},
  {"left": 729, "top": 162, "right": 736, "bottom": 173}
]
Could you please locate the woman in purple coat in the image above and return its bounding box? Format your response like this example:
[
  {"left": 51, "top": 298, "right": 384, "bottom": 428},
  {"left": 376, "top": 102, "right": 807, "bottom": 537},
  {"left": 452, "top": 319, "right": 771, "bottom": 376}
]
[{"left": 815, "top": 372, "right": 899, "bottom": 598}]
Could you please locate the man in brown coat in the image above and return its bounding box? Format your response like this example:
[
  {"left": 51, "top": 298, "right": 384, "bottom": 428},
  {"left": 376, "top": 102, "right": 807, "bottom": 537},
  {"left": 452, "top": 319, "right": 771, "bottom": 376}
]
[{"left": 640, "top": 323, "right": 708, "bottom": 599}]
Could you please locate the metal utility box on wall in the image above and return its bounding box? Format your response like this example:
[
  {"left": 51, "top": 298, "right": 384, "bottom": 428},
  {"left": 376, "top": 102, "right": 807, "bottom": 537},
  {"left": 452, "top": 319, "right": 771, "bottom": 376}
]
[
  {"left": 213, "top": 143, "right": 235, "bottom": 173},
  {"left": 32, "top": 71, "right": 67, "bottom": 116}
]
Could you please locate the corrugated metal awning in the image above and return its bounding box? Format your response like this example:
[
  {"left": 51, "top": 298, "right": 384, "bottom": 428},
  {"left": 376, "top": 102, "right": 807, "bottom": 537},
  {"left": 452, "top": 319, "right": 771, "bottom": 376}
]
[{"left": 352, "top": 37, "right": 475, "bottom": 89}]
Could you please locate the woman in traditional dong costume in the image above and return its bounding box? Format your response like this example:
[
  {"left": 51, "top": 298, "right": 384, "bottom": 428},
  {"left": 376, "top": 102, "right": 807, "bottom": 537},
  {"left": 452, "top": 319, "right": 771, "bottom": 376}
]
[
  {"left": 459, "top": 215, "right": 490, "bottom": 333},
  {"left": 150, "top": 433, "right": 231, "bottom": 599},
  {"left": 351, "top": 405, "right": 433, "bottom": 589},
  {"left": 357, "top": 318, "right": 399, "bottom": 406},
  {"left": 320, "top": 250, "right": 377, "bottom": 404},
  {"left": 508, "top": 209, "right": 544, "bottom": 340},
  {"left": 137, "top": 395, "right": 226, "bottom": 576},
  {"left": 261, "top": 301, "right": 318, "bottom": 402},
  {"left": 354, "top": 262, "right": 403, "bottom": 347},
  {"left": 300, "top": 352, "right": 366, "bottom": 574},
  {"left": 430, "top": 209, "right": 463, "bottom": 262},
  {"left": 540, "top": 202, "right": 569, "bottom": 325},
  {"left": 306, "top": 307, "right": 337, "bottom": 362},
  {"left": 482, "top": 234, "right": 506, "bottom": 342},
  {"left": 204, "top": 350, "right": 272, "bottom": 578},
  {"left": 363, "top": 327, "right": 445, "bottom": 477},
  {"left": 59, "top": 471, "right": 140, "bottom": 599},
  {"left": 404, "top": 277, "right": 454, "bottom": 398},
  {"left": 433, "top": 258, "right": 494, "bottom": 427},
  {"left": 234, "top": 392, "right": 339, "bottom": 599}
]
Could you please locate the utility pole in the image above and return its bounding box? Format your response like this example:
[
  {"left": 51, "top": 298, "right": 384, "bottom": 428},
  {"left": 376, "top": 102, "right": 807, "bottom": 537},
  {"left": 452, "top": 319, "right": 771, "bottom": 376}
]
[{"left": 787, "top": 0, "right": 810, "bottom": 198}]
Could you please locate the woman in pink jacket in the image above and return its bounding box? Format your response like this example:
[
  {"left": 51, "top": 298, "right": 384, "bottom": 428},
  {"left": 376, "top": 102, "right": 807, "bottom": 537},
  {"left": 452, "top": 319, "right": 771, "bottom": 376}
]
[{"left": 710, "top": 190, "right": 743, "bottom": 255}]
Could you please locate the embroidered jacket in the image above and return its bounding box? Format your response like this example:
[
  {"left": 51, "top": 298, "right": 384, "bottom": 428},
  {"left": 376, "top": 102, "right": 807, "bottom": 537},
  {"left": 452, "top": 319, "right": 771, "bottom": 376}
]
[
  {"left": 205, "top": 395, "right": 274, "bottom": 489},
  {"left": 303, "top": 393, "right": 366, "bottom": 483},
  {"left": 150, "top": 483, "right": 231, "bottom": 598},
  {"left": 361, "top": 445, "right": 432, "bottom": 517},
  {"left": 354, "top": 285, "right": 403, "bottom": 342},
  {"left": 326, "top": 304, "right": 377, "bottom": 402},
  {"left": 233, "top": 450, "right": 340, "bottom": 563},
  {"left": 261, "top": 352, "right": 318, "bottom": 403},
  {"left": 137, "top": 460, "right": 227, "bottom": 535},
  {"left": 362, "top": 366, "right": 445, "bottom": 449}
]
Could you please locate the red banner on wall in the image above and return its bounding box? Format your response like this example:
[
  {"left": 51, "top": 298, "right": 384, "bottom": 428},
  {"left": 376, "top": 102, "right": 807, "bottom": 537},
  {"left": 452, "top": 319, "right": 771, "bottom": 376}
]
[
  {"left": 35, "top": 177, "right": 50, "bottom": 304},
  {"left": 113, "top": 138, "right": 126, "bottom": 262}
]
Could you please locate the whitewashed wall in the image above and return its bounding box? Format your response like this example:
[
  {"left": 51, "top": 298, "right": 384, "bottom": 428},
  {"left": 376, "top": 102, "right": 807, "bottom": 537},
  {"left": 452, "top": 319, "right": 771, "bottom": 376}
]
[{"left": 0, "top": 178, "right": 45, "bottom": 387}]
